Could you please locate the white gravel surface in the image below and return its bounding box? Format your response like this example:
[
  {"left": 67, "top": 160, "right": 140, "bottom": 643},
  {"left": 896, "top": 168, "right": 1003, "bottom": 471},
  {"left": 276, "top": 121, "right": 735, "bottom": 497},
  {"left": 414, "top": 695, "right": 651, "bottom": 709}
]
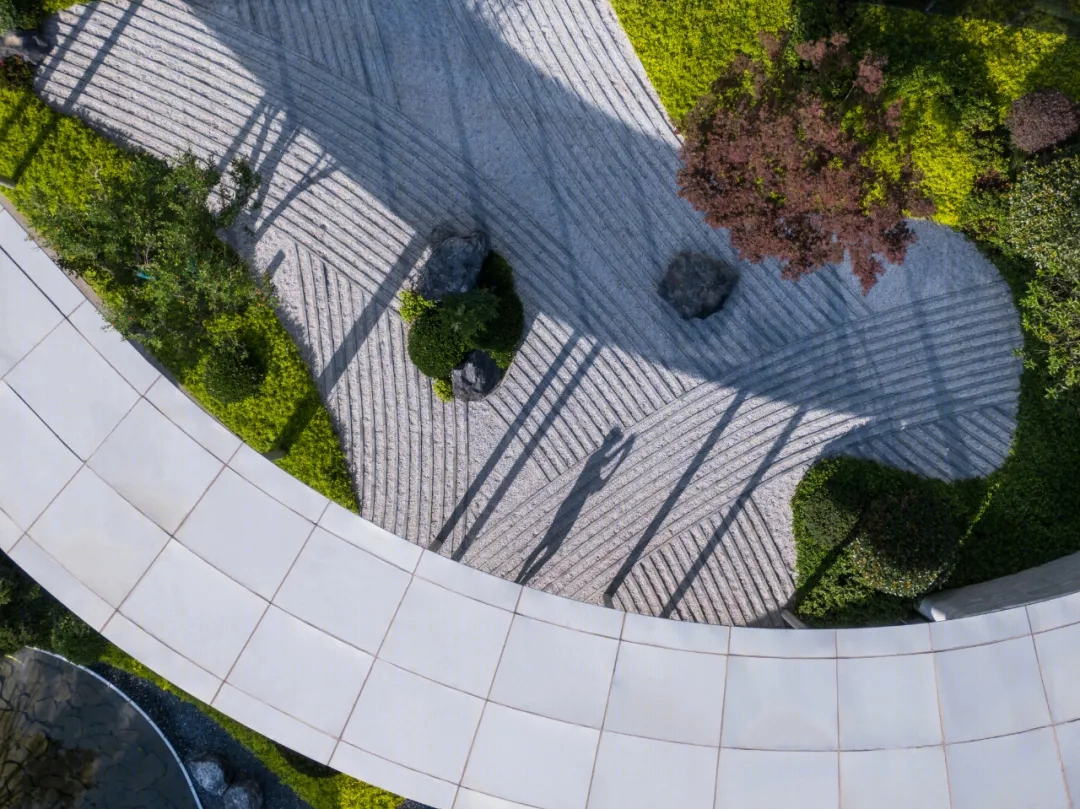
[{"left": 38, "top": 0, "right": 1024, "bottom": 625}]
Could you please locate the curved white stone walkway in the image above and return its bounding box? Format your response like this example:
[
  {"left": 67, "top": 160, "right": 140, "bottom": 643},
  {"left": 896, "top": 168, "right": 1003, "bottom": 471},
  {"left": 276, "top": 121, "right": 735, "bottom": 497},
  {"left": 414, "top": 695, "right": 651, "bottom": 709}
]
[
  {"left": 33, "top": 0, "right": 1024, "bottom": 625},
  {"left": 2, "top": 214, "right": 1080, "bottom": 809}
]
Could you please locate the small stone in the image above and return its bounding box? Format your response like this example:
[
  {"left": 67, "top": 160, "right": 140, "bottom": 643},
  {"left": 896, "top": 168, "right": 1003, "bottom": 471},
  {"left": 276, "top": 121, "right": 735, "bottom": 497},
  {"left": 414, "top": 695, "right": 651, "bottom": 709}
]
[
  {"left": 186, "top": 753, "right": 229, "bottom": 796},
  {"left": 657, "top": 251, "right": 739, "bottom": 320},
  {"left": 451, "top": 349, "right": 503, "bottom": 401},
  {"left": 223, "top": 777, "right": 263, "bottom": 809},
  {"left": 1, "top": 30, "right": 51, "bottom": 65},
  {"left": 417, "top": 231, "right": 489, "bottom": 300}
]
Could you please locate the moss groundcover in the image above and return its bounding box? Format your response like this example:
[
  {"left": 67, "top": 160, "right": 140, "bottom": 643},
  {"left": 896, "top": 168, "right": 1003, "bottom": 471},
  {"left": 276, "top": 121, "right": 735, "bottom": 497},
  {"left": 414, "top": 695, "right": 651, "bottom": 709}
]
[{"left": 611, "top": 0, "right": 1080, "bottom": 625}]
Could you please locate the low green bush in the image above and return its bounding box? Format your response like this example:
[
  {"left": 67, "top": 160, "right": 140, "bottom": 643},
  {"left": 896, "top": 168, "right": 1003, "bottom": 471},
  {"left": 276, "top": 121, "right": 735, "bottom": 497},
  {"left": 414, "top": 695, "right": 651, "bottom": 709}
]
[
  {"left": 399, "top": 288, "right": 436, "bottom": 324},
  {"left": 0, "top": 0, "right": 75, "bottom": 31},
  {"left": 849, "top": 489, "right": 963, "bottom": 597},
  {"left": 201, "top": 332, "right": 267, "bottom": 404},
  {"left": 475, "top": 254, "right": 525, "bottom": 363},
  {"left": 407, "top": 306, "right": 469, "bottom": 379}
]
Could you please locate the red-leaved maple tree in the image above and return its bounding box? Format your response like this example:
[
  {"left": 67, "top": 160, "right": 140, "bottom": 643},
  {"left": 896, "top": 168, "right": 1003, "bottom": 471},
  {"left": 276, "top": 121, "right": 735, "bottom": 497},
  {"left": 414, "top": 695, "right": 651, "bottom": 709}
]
[{"left": 678, "top": 33, "right": 934, "bottom": 292}]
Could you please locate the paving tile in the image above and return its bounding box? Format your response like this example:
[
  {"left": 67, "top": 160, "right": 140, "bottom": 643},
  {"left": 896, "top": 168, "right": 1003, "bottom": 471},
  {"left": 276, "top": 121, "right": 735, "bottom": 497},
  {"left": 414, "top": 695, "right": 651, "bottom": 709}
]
[
  {"left": 516, "top": 586, "right": 623, "bottom": 638},
  {"left": 837, "top": 654, "right": 941, "bottom": 749},
  {"left": 227, "top": 606, "right": 371, "bottom": 737},
  {"left": 0, "top": 382, "right": 81, "bottom": 530},
  {"left": 102, "top": 613, "right": 221, "bottom": 703},
  {"left": 947, "top": 728, "right": 1069, "bottom": 809},
  {"left": 89, "top": 399, "right": 223, "bottom": 533},
  {"left": 463, "top": 704, "right": 599, "bottom": 809},
  {"left": 320, "top": 500, "right": 421, "bottom": 572},
  {"left": 68, "top": 300, "right": 160, "bottom": 394},
  {"left": 1028, "top": 592, "right": 1080, "bottom": 634},
  {"left": 935, "top": 637, "right": 1050, "bottom": 743},
  {"left": 215, "top": 683, "right": 337, "bottom": 765},
  {"left": 721, "top": 657, "right": 837, "bottom": 750},
  {"left": 716, "top": 749, "right": 838, "bottom": 809},
  {"left": 730, "top": 626, "right": 835, "bottom": 658},
  {"left": 455, "top": 789, "right": 533, "bottom": 809},
  {"left": 0, "top": 251, "right": 62, "bottom": 376},
  {"left": 0, "top": 508, "right": 21, "bottom": 552},
  {"left": 489, "top": 615, "right": 617, "bottom": 728},
  {"left": 605, "top": 641, "right": 726, "bottom": 746},
  {"left": 836, "top": 623, "right": 931, "bottom": 657},
  {"left": 621, "top": 611, "right": 729, "bottom": 654},
  {"left": 274, "top": 527, "right": 410, "bottom": 654},
  {"left": 379, "top": 578, "right": 512, "bottom": 697},
  {"left": 0, "top": 208, "right": 83, "bottom": 315},
  {"left": 416, "top": 550, "right": 521, "bottom": 610},
  {"left": 839, "top": 748, "right": 950, "bottom": 809},
  {"left": 929, "top": 606, "right": 1031, "bottom": 651},
  {"left": 343, "top": 660, "right": 484, "bottom": 782},
  {"left": 1055, "top": 719, "right": 1080, "bottom": 802},
  {"left": 229, "top": 443, "right": 328, "bottom": 523},
  {"left": 332, "top": 741, "right": 458, "bottom": 809},
  {"left": 1033, "top": 622, "right": 1080, "bottom": 723},
  {"left": 7, "top": 321, "right": 139, "bottom": 460},
  {"left": 121, "top": 541, "right": 266, "bottom": 678},
  {"left": 588, "top": 732, "right": 716, "bottom": 809},
  {"left": 145, "top": 376, "right": 241, "bottom": 462},
  {"left": 29, "top": 467, "right": 169, "bottom": 606},
  {"left": 9, "top": 535, "right": 114, "bottom": 630},
  {"left": 176, "top": 468, "right": 313, "bottom": 599}
]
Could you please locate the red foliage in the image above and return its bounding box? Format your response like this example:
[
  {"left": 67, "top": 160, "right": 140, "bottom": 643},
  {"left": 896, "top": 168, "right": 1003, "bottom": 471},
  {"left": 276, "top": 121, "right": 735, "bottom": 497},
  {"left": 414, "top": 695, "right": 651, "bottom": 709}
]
[
  {"left": 677, "top": 33, "right": 934, "bottom": 292},
  {"left": 1006, "top": 89, "right": 1080, "bottom": 154}
]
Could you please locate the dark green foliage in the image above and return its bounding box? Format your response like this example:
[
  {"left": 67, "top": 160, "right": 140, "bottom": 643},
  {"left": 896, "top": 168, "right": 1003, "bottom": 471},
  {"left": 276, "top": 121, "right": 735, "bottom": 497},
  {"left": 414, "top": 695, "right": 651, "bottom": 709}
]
[
  {"left": 475, "top": 253, "right": 525, "bottom": 360},
  {"left": 398, "top": 289, "right": 435, "bottom": 324},
  {"left": 408, "top": 307, "right": 469, "bottom": 380},
  {"left": 202, "top": 332, "right": 267, "bottom": 404},
  {"left": 849, "top": 490, "right": 963, "bottom": 597}
]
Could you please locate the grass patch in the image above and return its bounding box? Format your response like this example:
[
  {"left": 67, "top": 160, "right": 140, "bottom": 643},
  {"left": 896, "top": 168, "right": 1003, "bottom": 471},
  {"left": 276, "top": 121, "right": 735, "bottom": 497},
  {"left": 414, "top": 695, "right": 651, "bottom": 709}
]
[{"left": 0, "top": 68, "right": 357, "bottom": 511}]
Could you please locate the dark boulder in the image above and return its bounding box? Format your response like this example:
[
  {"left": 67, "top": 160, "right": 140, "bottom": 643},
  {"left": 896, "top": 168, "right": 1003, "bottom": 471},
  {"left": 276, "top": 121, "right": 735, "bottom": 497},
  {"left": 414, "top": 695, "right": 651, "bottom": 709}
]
[
  {"left": 417, "top": 231, "right": 489, "bottom": 300},
  {"left": 223, "top": 778, "right": 263, "bottom": 809},
  {"left": 187, "top": 753, "right": 229, "bottom": 796},
  {"left": 658, "top": 252, "right": 739, "bottom": 320},
  {"left": 1, "top": 30, "right": 50, "bottom": 65},
  {"left": 451, "top": 350, "right": 503, "bottom": 401}
]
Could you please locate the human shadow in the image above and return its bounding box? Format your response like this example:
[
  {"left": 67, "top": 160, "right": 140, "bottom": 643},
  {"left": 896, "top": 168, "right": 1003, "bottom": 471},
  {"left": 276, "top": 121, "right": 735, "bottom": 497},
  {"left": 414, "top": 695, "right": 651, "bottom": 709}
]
[{"left": 516, "top": 426, "right": 634, "bottom": 585}]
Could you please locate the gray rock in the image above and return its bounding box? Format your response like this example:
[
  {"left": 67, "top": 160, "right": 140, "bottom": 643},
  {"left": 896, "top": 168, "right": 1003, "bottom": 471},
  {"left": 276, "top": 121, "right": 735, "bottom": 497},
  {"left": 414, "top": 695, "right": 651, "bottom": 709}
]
[
  {"left": 187, "top": 753, "right": 229, "bottom": 796},
  {"left": 223, "top": 778, "right": 263, "bottom": 809},
  {"left": 451, "top": 350, "right": 503, "bottom": 401},
  {"left": 658, "top": 252, "right": 739, "bottom": 320},
  {"left": 417, "top": 231, "right": 489, "bottom": 300},
  {"left": 1, "top": 30, "right": 51, "bottom": 65}
]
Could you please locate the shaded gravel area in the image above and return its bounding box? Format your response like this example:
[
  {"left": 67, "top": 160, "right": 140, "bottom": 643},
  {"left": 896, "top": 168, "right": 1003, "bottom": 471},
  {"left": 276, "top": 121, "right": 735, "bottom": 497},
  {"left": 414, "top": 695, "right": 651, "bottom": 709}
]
[{"left": 91, "top": 663, "right": 313, "bottom": 809}]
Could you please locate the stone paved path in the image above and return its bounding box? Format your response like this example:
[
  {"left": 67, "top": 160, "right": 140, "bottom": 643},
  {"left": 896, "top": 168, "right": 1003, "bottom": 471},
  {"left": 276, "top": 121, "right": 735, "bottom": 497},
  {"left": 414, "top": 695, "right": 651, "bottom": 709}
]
[{"left": 37, "top": 0, "right": 1024, "bottom": 625}]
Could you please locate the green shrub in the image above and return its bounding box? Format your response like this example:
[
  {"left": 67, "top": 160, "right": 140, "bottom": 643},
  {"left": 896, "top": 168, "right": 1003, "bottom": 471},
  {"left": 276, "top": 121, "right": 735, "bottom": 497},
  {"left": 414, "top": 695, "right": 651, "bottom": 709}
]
[
  {"left": 475, "top": 254, "right": 524, "bottom": 358},
  {"left": 849, "top": 489, "right": 962, "bottom": 597},
  {"left": 399, "top": 288, "right": 436, "bottom": 324},
  {"left": 1006, "top": 153, "right": 1080, "bottom": 274},
  {"left": 202, "top": 332, "right": 267, "bottom": 404},
  {"left": 433, "top": 377, "right": 454, "bottom": 402},
  {"left": 407, "top": 288, "right": 498, "bottom": 379}
]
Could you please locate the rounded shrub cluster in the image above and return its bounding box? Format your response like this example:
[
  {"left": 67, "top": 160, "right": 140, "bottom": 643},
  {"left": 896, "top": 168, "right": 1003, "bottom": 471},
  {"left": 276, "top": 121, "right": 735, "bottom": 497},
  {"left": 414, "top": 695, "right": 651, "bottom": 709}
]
[
  {"left": 202, "top": 333, "right": 267, "bottom": 404},
  {"left": 849, "top": 489, "right": 961, "bottom": 598},
  {"left": 1006, "top": 89, "right": 1080, "bottom": 155}
]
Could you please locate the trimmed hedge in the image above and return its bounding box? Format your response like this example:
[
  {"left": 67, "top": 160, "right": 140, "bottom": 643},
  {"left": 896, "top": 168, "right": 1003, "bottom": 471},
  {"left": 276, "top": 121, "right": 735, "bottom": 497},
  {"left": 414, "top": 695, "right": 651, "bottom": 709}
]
[{"left": 202, "top": 332, "right": 267, "bottom": 404}]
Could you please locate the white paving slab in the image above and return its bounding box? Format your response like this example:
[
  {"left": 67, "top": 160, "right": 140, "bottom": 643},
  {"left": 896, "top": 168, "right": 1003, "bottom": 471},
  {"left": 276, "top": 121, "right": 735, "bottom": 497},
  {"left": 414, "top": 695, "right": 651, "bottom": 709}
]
[
  {"left": 516, "top": 586, "right": 623, "bottom": 638},
  {"left": 839, "top": 748, "right": 950, "bottom": 809},
  {"left": 274, "top": 527, "right": 410, "bottom": 654},
  {"left": 0, "top": 508, "right": 22, "bottom": 552},
  {"left": 837, "top": 654, "right": 942, "bottom": 749},
  {"left": 715, "top": 749, "right": 838, "bottom": 809},
  {"left": 588, "top": 732, "right": 717, "bottom": 809},
  {"left": 489, "top": 615, "right": 618, "bottom": 728},
  {"left": 721, "top": 657, "right": 838, "bottom": 750},
  {"left": 0, "top": 208, "right": 83, "bottom": 315},
  {"left": 344, "top": 660, "right": 484, "bottom": 782},
  {"left": 1033, "top": 622, "right": 1080, "bottom": 723},
  {"left": 214, "top": 682, "right": 338, "bottom": 765},
  {"left": 89, "top": 398, "right": 223, "bottom": 533},
  {"left": 227, "top": 606, "right": 371, "bottom": 737},
  {"left": 935, "top": 637, "right": 1051, "bottom": 743},
  {"left": 176, "top": 468, "right": 313, "bottom": 600},
  {"left": 0, "top": 251, "right": 62, "bottom": 377},
  {"left": 730, "top": 626, "right": 835, "bottom": 658},
  {"left": 455, "top": 788, "right": 534, "bottom": 809},
  {"left": 463, "top": 704, "right": 599, "bottom": 809},
  {"left": 604, "top": 641, "right": 726, "bottom": 746},
  {"left": 835, "top": 624, "right": 931, "bottom": 657},
  {"left": 68, "top": 301, "right": 160, "bottom": 394},
  {"left": 620, "top": 612, "right": 729, "bottom": 654},
  {"left": 332, "top": 741, "right": 458, "bottom": 809},
  {"left": 929, "top": 606, "right": 1031, "bottom": 650},
  {"left": 1055, "top": 719, "right": 1080, "bottom": 802},
  {"left": 121, "top": 541, "right": 266, "bottom": 678},
  {"left": 320, "top": 500, "right": 421, "bottom": 572},
  {"left": 379, "top": 578, "right": 512, "bottom": 697},
  {"left": 145, "top": 375, "right": 241, "bottom": 462},
  {"left": 0, "top": 382, "right": 81, "bottom": 530},
  {"left": 7, "top": 320, "right": 138, "bottom": 459},
  {"left": 8, "top": 535, "right": 114, "bottom": 631},
  {"left": 29, "top": 467, "right": 169, "bottom": 606},
  {"left": 946, "top": 728, "right": 1070, "bottom": 809},
  {"left": 417, "top": 550, "right": 521, "bottom": 611},
  {"left": 229, "top": 443, "right": 328, "bottom": 523},
  {"left": 1028, "top": 591, "right": 1080, "bottom": 634}
]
